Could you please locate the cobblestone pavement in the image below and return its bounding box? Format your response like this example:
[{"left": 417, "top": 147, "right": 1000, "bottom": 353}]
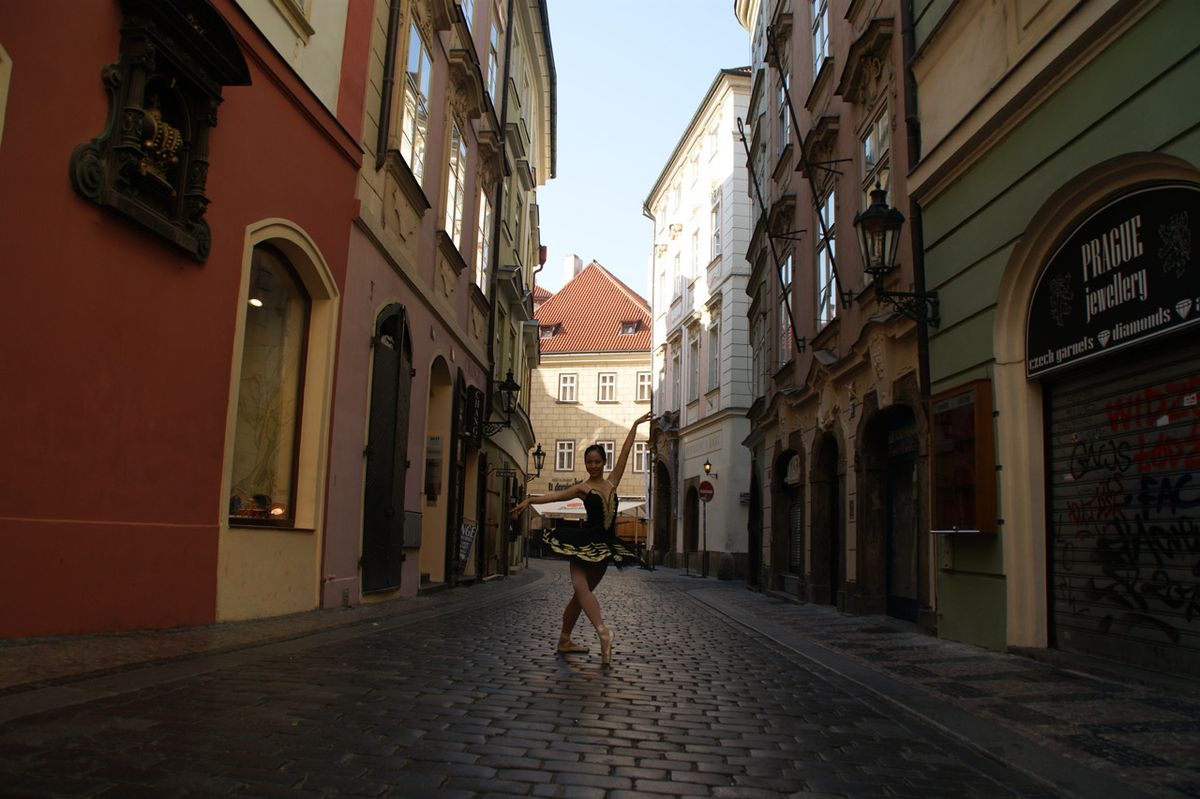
[{"left": 0, "top": 563, "right": 1194, "bottom": 798}]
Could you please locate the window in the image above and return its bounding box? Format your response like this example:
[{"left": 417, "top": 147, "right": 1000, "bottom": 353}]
[
  {"left": 636, "top": 371, "right": 653, "bottom": 402},
  {"left": 812, "top": 0, "right": 829, "bottom": 73},
  {"left": 487, "top": 22, "right": 499, "bottom": 99},
  {"left": 777, "top": 71, "right": 790, "bottom": 154},
  {"left": 475, "top": 189, "right": 491, "bottom": 291},
  {"left": 558, "top": 373, "right": 577, "bottom": 402},
  {"left": 658, "top": 269, "right": 667, "bottom": 307},
  {"left": 0, "top": 44, "right": 10, "bottom": 152},
  {"left": 673, "top": 252, "right": 681, "bottom": 295},
  {"left": 513, "top": 191, "right": 524, "bottom": 262},
  {"left": 540, "top": 323, "right": 558, "bottom": 339},
  {"left": 751, "top": 311, "right": 764, "bottom": 397},
  {"left": 778, "top": 255, "right": 793, "bottom": 366},
  {"left": 671, "top": 180, "right": 681, "bottom": 211},
  {"left": 671, "top": 351, "right": 681, "bottom": 411},
  {"left": 930, "top": 381, "right": 997, "bottom": 534},
  {"left": 862, "top": 110, "right": 891, "bottom": 208},
  {"left": 708, "top": 323, "right": 720, "bottom": 390},
  {"left": 445, "top": 121, "right": 467, "bottom": 249},
  {"left": 400, "top": 23, "right": 432, "bottom": 182},
  {"left": 710, "top": 191, "right": 722, "bottom": 258},
  {"left": 598, "top": 372, "right": 616, "bottom": 403},
  {"left": 633, "top": 441, "right": 649, "bottom": 473},
  {"left": 598, "top": 441, "right": 615, "bottom": 472},
  {"left": 229, "top": 245, "right": 311, "bottom": 525},
  {"left": 461, "top": 0, "right": 474, "bottom": 28},
  {"left": 688, "top": 333, "right": 701, "bottom": 402},
  {"left": 817, "top": 192, "right": 837, "bottom": 327},
  {"left": 706, "top": 123, "right": 718, "bottom": 156},
  {"left": 620, "top": 321, "right": 640, "bottom": 335},
  {"left": 555, "top": 440, "right": 575, "bottom": 471},
  {"left": 688, "top": 150, "right": 700, "bottom": 184},
  {"left": 690, "top": 230, "right": 699, "bottom": 277},
  {"left": 657, "top": 367, "right": 666, "bottom": 414}
]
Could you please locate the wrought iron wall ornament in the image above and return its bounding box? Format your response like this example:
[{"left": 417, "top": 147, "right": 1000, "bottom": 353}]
[{"left": 69, "top": 0, "right": 250, "bottom": 261}]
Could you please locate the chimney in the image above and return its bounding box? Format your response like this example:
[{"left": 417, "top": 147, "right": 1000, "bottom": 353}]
[{"left": 563, "top": 254, "right": 582, "bottom": 283}]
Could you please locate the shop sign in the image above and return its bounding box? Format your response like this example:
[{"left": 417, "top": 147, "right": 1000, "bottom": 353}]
[{"left": 1026, "top": 183, "right": 1200, "bottom": 378}]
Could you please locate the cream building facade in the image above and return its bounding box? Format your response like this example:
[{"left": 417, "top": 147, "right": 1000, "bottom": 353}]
[
  {"left": 644, "top": 68, "right": 755, "bottom": 576},
  {"left": 525, "top": 261, "right": 653, "bottom": 543}
]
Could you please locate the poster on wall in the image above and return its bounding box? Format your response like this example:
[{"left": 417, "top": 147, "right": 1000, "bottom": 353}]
[{"left": 1026, "top": 183, "right": 1200, "bottom": 379}]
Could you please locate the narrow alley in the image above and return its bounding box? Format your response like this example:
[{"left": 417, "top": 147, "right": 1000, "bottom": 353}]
[{"left": 1, "top": 563, "right": 1194, "bottom": 798}]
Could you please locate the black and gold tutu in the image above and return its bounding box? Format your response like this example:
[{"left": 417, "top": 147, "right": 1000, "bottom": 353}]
[{"left": 543, "top": 489, "right": 643, "bottom": 568}]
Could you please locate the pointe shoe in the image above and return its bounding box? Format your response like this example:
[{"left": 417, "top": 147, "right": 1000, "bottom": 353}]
[
  {"left": 597, "top": 625, "right": 614, "bottom": 666},
  {"left": 556, "top": 635, "right": 589, "bottom": 654}
]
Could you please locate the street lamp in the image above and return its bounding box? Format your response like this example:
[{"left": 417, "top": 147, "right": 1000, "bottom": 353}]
[
  {"left": 526, "top": 443, "right": 545, "bottom": 481},
  {"left": 482, "top": 369, "right": 521, "bottom": 437},
  {"left": 853, "top": 184, "right": 939, "bottom": 327}
]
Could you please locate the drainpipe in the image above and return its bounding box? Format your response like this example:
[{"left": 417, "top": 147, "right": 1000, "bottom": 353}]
[
  {"left": 900, "top": 0, "right": 930, "bottom": 405},
  {"left": 374, "top": 0, "right": 403, "bottom": 170},
  {"left": 483, "top": 0, "right": 518, "bottom": 575}
]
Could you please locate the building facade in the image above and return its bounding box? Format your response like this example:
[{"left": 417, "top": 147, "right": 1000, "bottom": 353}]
[
  {"left": 910, "top": 0, "right": 1200, "bottom": 676},
  {"left": 326, "top": 0, "right": 554, "bottom": 606},
  {"left": 524, "top": 260, "right": 653, "bottom": 547},
  {"left": 0, "top": 0, "right": 556, "bottom": 639},
  {"left": 0, "top": 0, "right": 360, "bottom": 635},
  {"left": 735, "top": 0, "right": 934, "bottom": 626},
  {"left": 644, "top": 68, "right": 756, "bottom": 577}
]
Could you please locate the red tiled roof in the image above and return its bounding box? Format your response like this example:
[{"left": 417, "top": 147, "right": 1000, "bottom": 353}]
[
  {"left": 531, "top": 284, "right": 553, "bottom": 302},
  {"left": 534, "top": 262, "right": 651, "bottom": 354}
]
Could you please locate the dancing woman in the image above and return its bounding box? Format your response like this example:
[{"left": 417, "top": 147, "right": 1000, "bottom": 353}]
[{"left": 511, "top": 410, "right": 653, "bottom": 665}]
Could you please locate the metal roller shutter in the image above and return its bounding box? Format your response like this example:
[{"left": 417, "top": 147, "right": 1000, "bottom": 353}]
[{"left": 1046, "top": 337, "right": 1200, "bottom": 676}]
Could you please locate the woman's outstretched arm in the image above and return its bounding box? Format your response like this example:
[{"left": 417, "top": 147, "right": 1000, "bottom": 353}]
[
  {"left": 607, "top": 410, "right": 654, "bottom": 489},
  {"left": 510, "top": 480, "right": 587, "bottom": 517}
]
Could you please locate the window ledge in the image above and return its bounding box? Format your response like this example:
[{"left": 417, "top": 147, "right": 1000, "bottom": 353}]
[{"left": 269, "top": 0, "right": 315, "bottom": 41}]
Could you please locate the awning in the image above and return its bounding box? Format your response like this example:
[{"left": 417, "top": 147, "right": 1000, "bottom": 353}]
[
  {"left": 531, "top": 498, "right": 647, "bottom": 519},
  {"left": 531, "top": 498, "right": 587, "bottom": 519}
]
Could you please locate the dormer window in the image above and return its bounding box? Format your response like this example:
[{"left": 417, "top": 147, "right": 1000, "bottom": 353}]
[
  {"left": 540, "top": 323, "right": 560, "bottom": 339},
  {"left": 620, "top": 321, "right": 641, "bottom": 335}
]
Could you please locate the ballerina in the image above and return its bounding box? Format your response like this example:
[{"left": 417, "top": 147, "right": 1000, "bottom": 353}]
[{"left": 511, "top": 410, "right": 653, "bottom": 665}]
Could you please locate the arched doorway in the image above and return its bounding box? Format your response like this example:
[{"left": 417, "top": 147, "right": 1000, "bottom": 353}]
[
  {"left": 361, "top": 304, "right": 413, "bottom": 594},
  {"left": 653, "top": 459, "right": 672, "bottom": 560},
  {"left": 859, "top": 405, "right": 920, "bottom": 621},
  {"left": 747, "top": 467, "right": 762, "bottom": 588},
  {"left": 419, "top": 357, "right": 453, "bottom": 587},
  {"left": 810, "top": 432, "right": 842, "bottom": 607},
  {"left": 770, "top": 449, "right": 804, "bottom": 594},
  {"left": 684, "top": 484, "right": 699, "bottom": 571}
]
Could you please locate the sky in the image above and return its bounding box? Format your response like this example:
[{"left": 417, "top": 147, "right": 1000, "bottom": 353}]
[{"left": 534, "top": 1, "right": 750, "bottom": 299}]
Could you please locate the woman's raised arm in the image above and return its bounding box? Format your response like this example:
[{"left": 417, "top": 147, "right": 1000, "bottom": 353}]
[
  {"left": 607, "top": 411, "right": 654, "bottom": 488},
  {"left": 510, "top": 481, "right": 587, "bottom": 518}
]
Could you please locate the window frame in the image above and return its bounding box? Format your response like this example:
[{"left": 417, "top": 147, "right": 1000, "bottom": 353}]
[
  {"left": 228, "top": 243, "right": 312, "bottom": 528},
  {"left": 930, "top": 380, "right": 997, "bottom": 534},
  {"left": 633, "top": 441, "right": 649, "bottom": 474},
  {"left": 557, "top": 373, "right": 578, "bottom": 403},
  {"left": 708, "top": 322, "right": 720, "bottom": 391},
  {"left": 597, "top": 372, "right": 617, "bottom": 403},
  {"left": 475, "top": 188, "right": 492, "bottom": 292},
  {"left": 445, "top": 119, "right": 468, "bottom": 250},
  {"left": 636, "top": 371, "right": 653, "bottom": 402},
  {"left": 555, "top": 440, "right": 575, "bottom": 472},
  {"left": 816, "top": 191, "right": 837, "bottom": 328},
  {"left": 778, "top": 254, "right": 793, "bottom": 367},
  {"left": 811, "top": 0, "right": 829, "bottom": 74},
  {"left": 400, "top": 22, "right": 433, "bottom": 182}
]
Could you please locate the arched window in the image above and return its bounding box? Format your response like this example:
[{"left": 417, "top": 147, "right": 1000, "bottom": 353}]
[{"left": 228, "top": 244, "right": 311, "bottom": 525}]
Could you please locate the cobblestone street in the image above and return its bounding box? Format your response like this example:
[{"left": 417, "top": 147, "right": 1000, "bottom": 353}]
[{"left": 0, "top": 563, "right": 1196, "bottom": 798}]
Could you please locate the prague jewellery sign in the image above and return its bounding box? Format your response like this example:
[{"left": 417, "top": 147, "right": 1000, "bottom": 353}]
[{"left": 1026, "top": 183, "right": 1200, "bottom": 378}]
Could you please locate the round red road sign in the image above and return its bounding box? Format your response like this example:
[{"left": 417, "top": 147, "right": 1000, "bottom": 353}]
[{"left": 698, "top": 480, "right": 714, "bottom": 502}]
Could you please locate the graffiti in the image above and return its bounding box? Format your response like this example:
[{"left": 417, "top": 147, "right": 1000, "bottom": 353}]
[
  {"left": 1055, "top": 375, "right": 1200, "bottom": 647},
  {"left": 1070, "top": 439, "right": 1133, "bottom": 480}
]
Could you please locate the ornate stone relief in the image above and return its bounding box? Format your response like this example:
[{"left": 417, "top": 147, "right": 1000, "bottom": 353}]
[
  {"left": 69, "top": 0, "right": 250, "bottom": 261},
  {"left": 868, "top": 330, "right": 893, "bottom": 408},
  {"left": 384, "top": 174, "right": 420, "bottom": 242},
  {"left": 437, "top": 255, "right": 457, "bottom": 300}
]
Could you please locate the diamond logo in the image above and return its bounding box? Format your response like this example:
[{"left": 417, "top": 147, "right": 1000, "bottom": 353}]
[
  {"left": 1177, "top": 299, "right": 1193, "bottom": 320},
  {"left": 1097, "top": 330, "right": 1111, "bottom": 346}
]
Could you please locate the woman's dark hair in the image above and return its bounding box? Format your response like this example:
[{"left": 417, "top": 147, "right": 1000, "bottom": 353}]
[{"left": 584, "top": 443, "right": 607, "bottom": 464}]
